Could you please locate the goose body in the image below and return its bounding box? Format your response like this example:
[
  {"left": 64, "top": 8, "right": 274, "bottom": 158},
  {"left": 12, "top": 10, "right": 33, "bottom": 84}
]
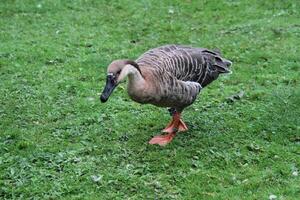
[{"left": 100, "top": 45, "right": 231, "bottom": 145}]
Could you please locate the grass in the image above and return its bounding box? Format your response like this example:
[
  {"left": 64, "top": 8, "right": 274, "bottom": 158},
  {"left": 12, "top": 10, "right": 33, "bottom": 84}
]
[{"left": 0, "top": 0, "right": 299, "bottom": 199}]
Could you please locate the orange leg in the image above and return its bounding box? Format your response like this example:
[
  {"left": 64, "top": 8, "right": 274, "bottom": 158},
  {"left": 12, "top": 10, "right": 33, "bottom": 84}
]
[
  {"left": 162, "top": 116, "right": 188, "bottom": 133},
  {"left": 149, "top": 112, "right": 188, "bottom": 146}
]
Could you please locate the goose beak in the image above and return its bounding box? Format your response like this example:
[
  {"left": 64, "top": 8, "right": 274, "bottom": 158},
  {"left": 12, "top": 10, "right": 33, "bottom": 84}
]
[{"left": 100, "top": 75, "right": 117, "bottom": 103}]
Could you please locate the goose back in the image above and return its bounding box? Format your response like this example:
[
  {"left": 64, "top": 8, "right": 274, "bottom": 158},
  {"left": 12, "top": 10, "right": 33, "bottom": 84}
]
[{"left": 136, "top": 45, "right": 231, "bottom": 88}]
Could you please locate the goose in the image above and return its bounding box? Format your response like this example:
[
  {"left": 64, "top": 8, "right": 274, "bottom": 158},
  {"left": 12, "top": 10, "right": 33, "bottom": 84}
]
[{"left": 100, "top": 45, "right": 232, "bottom": 146}]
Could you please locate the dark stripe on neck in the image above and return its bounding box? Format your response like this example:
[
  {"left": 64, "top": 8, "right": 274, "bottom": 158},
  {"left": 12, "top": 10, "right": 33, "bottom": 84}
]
[{"left": 125, "top": 60, "right": 142, "bottom": 75}]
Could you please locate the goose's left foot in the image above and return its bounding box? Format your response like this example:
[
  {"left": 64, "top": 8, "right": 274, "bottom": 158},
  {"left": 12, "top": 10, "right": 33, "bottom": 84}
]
[{"left": 149, "top": 132, "right": 176, "bottom": 146}]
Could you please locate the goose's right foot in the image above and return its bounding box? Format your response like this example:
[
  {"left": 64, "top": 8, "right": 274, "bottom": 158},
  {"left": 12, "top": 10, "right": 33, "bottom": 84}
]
[{"left": 162, "top": 112, "right": 188, "bottom": 133}]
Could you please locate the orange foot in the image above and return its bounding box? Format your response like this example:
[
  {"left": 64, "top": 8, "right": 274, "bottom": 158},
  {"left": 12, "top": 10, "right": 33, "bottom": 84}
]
[
  {"left": 149, "top": 112, "right": 188, "bottom": 146},
  {"left": 163, "top": 112, "right": 188, "bottom": 133},
  {"left": 163, "top": 118, "right": 188, "bottom": 133},
  {"left": 149, "top": 133, "right": 176, "bottom": 146}
]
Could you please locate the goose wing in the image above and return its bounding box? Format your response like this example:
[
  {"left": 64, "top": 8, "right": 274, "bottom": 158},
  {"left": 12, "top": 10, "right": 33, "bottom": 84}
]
[
  {"left": 146, "top": 70, "right": 202, "bottom": 110},
  {"left": 136, "top": 45, "right": 232, "bottom": 87}
]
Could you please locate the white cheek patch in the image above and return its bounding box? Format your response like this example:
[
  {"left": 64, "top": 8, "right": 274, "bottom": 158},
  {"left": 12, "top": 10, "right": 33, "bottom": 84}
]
[{"left": 107, "top": 73, "right": 114, "bottom": 76}]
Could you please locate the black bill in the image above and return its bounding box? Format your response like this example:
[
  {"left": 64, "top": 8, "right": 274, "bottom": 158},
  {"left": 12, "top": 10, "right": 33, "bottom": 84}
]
[{"left": 100, "top": 75, "right": 117, "bottom": 103}]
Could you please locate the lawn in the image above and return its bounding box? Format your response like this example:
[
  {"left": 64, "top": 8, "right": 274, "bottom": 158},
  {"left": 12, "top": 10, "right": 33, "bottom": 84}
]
[{"left": 0, "top": 0, "right": 299, "bottom": 199}]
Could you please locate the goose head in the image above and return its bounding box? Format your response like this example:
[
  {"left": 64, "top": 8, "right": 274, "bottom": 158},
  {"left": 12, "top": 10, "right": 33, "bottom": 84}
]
[{"left": 100, "top": 59, "right": 141, "bottom": 103}]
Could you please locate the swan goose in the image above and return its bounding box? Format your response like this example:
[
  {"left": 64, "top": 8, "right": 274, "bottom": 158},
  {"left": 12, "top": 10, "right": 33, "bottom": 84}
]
[{"left": 100, "top": 45, "right": 231, "bottom": 146}]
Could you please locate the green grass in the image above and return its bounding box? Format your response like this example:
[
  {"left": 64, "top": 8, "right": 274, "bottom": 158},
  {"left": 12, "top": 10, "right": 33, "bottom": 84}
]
[{"left": 0, "top": 0, "right": 299, "bottom": 199}]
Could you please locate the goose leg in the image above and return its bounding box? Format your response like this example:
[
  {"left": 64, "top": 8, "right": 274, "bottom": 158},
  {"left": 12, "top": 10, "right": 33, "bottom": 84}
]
[
  {"left": 162, "top": 111, "right": 188, "bottom": 133},
  {"left": 148, "top": 111, "right": 188, "bottom": 146}
]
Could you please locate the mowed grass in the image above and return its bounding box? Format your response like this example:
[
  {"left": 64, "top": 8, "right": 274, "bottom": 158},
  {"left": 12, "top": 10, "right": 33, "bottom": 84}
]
[{"left": 0, "top": 0, "right": 299, "bottom": 199}]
